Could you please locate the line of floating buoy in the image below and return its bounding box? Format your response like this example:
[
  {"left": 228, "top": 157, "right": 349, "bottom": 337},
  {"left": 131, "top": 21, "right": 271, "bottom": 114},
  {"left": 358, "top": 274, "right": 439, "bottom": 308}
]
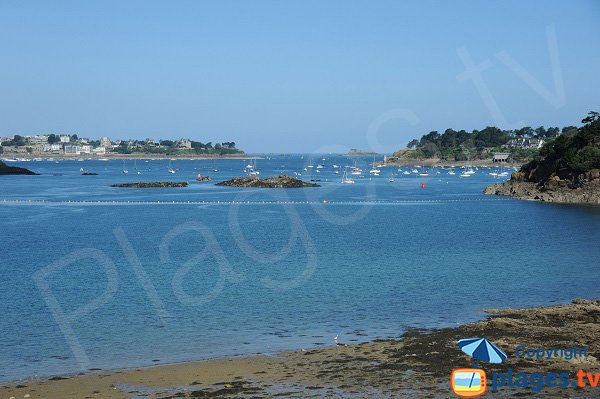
[{"left": 0, "top": 198, "right": 511, "bottom": 206}]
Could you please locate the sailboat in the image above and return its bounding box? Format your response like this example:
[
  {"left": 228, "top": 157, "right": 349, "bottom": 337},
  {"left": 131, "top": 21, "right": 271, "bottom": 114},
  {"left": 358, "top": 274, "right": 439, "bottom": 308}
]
[
  {"left": 369, "top": 154, "right": 381, "bottom": 175},
  {"left": 497, "top": 159, "right": 509, "bottom": 177},
  {"left": 341, "top": 167, "right": 355, "bottom": 184},
  {"left": 122, "top": 160, "right": 128, "bottom": 174},
  {"left": 168, "top": 160, "right": 176, "bottom": 174},
  {"left": 248, "top": 159, "right": 259, "bottom": 175},
  {"left": 134, "top": 159, "right": 141, "bottom": 175}
]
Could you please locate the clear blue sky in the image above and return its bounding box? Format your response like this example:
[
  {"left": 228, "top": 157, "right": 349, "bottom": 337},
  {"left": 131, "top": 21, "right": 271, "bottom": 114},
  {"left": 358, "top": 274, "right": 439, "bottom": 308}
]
[{"left": 1, "top": 0, "right": 598, "bottom": 153}]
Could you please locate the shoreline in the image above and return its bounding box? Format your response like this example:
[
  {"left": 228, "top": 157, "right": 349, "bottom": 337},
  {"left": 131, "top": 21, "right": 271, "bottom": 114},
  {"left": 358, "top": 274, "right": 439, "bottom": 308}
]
[
  {"left": 2, "top": 299, "right": 598, "bottom": 398},
  {"left": 380, "top": 159, "right": 522, "bottom": 168},
  {"left": 0, "top": 154, "right": 258, "bottom": 161}
]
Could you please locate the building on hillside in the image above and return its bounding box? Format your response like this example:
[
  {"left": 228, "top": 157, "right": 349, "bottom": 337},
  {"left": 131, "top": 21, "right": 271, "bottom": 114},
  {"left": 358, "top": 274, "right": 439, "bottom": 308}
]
[
  {"left": 504, "top": 138, "right": 545, "bottom": 150},
  {"left": 42, "top": 143, "right": 62, "bottom": 152},
  {"left": 92, "top": 147, "right": 106, "bottom": 155},
  {"left": 176, "top": 139, "right": 192, "bottom": 149},
  {"left": 100, "top": 137, "right": 112, "bottom": 148},
  {"left": 493, "top": 153, "right": 510, "bottom": 163},
  {"left": 28, "top": 135, "right": 49, "bottom": 145},
  {"left": 64, "top": 145, "right": 81, "bottom": 155},
  {"left": 80, "top": 145, "right": 92, "bottom": 154},
  {"left": 59, "top": 135, "right": 71, "bottom": 143}
]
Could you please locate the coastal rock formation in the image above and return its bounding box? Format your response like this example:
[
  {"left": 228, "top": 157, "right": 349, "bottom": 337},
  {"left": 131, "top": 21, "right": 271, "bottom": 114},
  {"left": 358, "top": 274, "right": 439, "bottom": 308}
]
[
  {"left": 0, "top": 161, "right": 37, "bottom": 175},
  {"left": 111, "top": 182, "right": 188, "bottom": 188},
  {"left": 216, "top": 175, "right": 319, "bottom": 188},
  {"left": 483, "top": 171, "right": 600, "bottom": 205},
  {"left": 484, "top": 112, "right": 600, "bottom": 205}
]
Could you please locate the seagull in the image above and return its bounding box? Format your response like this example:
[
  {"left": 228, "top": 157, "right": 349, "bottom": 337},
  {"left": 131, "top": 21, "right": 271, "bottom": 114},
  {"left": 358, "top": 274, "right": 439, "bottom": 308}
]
[{"left": 334, "top": 332, "right": 342, "bottom": 345}]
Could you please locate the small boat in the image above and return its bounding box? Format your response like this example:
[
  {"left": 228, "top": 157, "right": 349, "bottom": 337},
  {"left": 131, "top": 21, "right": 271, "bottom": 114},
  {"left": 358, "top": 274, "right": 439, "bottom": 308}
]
[
  {"left": 460, "top": 172, "right": 472, "bottom": 177},
  {"left": 168, "top": 160, "right": 176, "bottom": 174},
  {"left": 489, "top": 172, "right": 498, "bottom": 176},
  {"left": 341, "top": 167, "right": 355, "bottom": 184},
  {"left": 498, "top": 171, "right": 509, "bottom": 177},
  {"left": 196, "top": 174, "right": 211, "bottom": 182}
]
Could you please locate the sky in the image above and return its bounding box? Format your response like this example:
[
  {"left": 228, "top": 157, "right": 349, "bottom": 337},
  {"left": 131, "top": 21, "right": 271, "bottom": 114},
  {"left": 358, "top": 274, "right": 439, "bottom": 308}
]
[{"left": 0, "top": 0, "right": 599, "bottom": 153}]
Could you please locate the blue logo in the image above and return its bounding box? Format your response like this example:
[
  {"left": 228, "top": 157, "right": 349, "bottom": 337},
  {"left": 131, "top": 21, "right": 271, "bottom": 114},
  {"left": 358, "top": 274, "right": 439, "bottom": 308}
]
[{"left": 458, "top": 337, "right": 507, "bottom": 364}]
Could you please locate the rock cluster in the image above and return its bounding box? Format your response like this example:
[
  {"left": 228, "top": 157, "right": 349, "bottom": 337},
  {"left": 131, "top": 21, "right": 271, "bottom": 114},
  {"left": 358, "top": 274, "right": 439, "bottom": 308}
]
[
  {"left": 216, "top": 175, "right": 320, "bottom": 188},
  {"left": 0, "top": 161, "right": 37, "bottom": 175},
  {"left": 483, "top": 169, "right": 600, "bottom": 205}
]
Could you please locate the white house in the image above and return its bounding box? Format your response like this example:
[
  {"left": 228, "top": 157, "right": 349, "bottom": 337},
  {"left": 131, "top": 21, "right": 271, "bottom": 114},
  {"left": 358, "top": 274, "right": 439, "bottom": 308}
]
[
  {"left": 60, "top": 135, "right": 71, "bottom": 143},
  {"left": 504, "top": 138, "right": 545, "bottom": 150},
  {"left": 64, "top": 145, "right": 80, "bottom": 154},
  {"left": 42, "top": 143, "right": 61, "bottom": 152},
  {"left": 176, "top": 139, "right": 192, "bottom": 149},
  {"left": 100, "top": 137, "right": 111, "bottom": 148}
]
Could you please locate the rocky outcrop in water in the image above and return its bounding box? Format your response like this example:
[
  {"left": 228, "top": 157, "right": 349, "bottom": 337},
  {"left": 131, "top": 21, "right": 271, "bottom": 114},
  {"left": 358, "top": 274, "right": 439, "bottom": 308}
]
[
  {"left": 111, "top": 182, "right": 188, "bottom": 188},
  {"left": 0, "top": 161, "right": 38, "bottom": 175},
  {"left": 216, "top": 175, "right": 319, "bottom": 188},
  {"left": 483, "top": 170, "right": 600, "bottom": 205}
]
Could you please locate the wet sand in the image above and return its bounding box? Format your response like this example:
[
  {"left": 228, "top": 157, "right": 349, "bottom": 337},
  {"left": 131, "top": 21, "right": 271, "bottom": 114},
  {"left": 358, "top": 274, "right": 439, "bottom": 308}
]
[{"left": 2, "top": 299, "right": 598, "bottom": 398}]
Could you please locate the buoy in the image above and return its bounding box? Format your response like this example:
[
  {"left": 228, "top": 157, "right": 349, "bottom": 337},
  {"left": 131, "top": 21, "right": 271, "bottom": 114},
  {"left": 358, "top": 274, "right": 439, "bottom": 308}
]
[{"left": 421, "top": 182, "right": 425, "bottom": 189}]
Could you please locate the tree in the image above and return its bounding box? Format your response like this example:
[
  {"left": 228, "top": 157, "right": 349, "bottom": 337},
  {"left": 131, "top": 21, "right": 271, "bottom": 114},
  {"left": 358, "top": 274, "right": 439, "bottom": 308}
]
[
  {"left": 48, "top": 134, "right": 60, "bottom": 144},
  {"left": 534, "top": 126, "right": 546, "bottom": 138},
  {"left": 546, "top": 127, "right": 560, "bottom": 138},
  {"left": 12, "top": 135, "right": 26, "bottom": 146},
  {"left": 406, "top": 139, "right": 419, "bottom": 149}
]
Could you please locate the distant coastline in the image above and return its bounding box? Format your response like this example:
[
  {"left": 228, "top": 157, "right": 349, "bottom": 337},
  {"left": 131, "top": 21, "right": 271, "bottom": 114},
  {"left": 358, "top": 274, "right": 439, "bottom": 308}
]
[{"left": 1, "top": 153, "right": 258, "bottom": 161}]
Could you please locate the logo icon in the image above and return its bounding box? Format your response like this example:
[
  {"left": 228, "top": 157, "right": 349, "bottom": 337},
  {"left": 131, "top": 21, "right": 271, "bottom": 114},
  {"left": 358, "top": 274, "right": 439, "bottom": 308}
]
[
  {"left": 457, "top": 337, "right": 507, "bottom": 364},
  {"left": 451, "top": 368, "right": 486, "bottom": 397}
]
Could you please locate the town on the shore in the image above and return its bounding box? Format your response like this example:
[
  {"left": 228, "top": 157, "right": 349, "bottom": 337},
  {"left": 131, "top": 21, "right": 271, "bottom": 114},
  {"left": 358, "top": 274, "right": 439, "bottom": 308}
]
[{"left": 0, "top": 134, "right": 244, "bottom": 158}]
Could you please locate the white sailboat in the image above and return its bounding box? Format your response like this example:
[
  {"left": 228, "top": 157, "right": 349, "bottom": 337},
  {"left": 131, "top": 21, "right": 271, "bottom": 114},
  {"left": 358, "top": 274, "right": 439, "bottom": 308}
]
[
  {"left": 168, "top": 160, "right": 176, "bottom": 174},
  {"left": 341, "top": 167, "right": 355, "bottom": 184}
]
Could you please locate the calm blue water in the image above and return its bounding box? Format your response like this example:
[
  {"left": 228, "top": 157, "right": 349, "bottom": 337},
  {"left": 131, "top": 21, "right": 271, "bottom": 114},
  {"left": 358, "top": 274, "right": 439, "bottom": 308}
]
[{"left": 1, "top": 155, "right": 599, "bottom": 382}]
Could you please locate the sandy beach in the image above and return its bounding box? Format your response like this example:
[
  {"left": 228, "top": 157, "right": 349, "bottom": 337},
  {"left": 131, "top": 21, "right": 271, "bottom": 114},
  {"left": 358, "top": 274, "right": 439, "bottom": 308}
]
[{"left": 2, "top": 299, "right": 598, "bottom": 398}]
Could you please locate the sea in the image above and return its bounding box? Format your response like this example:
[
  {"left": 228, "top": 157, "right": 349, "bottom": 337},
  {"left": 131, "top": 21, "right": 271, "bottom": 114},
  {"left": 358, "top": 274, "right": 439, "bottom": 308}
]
[{"left": 1, "top": 155, "right": 599, "bottom": 382}]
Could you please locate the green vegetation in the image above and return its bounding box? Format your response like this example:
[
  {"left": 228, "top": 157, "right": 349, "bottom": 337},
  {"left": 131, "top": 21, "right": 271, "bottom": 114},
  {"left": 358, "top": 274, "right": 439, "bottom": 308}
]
[
  {"left": 521, "top": 111, "right": 600, "bottom": 181},
  {"left": 113, "top": 140, "right": 243, "bottom": 156},
  {"left": 1, "top": 134, "right": 26, "bottom": 147},
  {"left": 403, "top": 124, "right": 573, "bottom": 162}
]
